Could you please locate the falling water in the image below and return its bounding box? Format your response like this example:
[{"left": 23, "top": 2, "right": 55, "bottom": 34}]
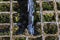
[
  {"left": 26, "top": 37, "right": 29, "bottom": 40},
  {"left": 27, "top": 0, "right": 35, "bottom": 35}
]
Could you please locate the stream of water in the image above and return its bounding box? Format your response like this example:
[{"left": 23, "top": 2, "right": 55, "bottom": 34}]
[{"left": 27, "top": 0, "right": 35, "bottom": 35}]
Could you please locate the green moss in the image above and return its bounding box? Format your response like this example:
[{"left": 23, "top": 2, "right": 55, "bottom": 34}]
[
  {"left": 0, "top": 4, "right": 10, "bottom": 12},
  {"left": 42, "top": 2, "right": 54, "bottom": 10},
  {"left": 0, "top": 14, "right": 10, "bottom": 23},
  {"left": 15, "top": 38, "right": 26, "bottom": 40},
  {"left": 57, "top": 2, "right": 60, "bottom": 10},
  {"left": 44, "top": 23, "right": 57, "bottom": 34},
  {"left": 45, "top": 36, "right": 58, "bottom": 40},
  {"left": 43, "top": 13, "right": 56, "bottom": 22}
]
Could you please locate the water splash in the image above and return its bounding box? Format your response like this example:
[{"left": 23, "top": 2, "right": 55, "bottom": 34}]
[
  {"left": 27, "top": 0, "right": 35, "bottom": 35},
  {"left": 26, "top": 37, "right": 29, "bottom": 40}
]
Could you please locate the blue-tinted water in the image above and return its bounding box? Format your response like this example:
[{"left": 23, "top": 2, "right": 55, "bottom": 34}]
[{"left": 27, "top": 0, "right": 35, "bottom": 35}]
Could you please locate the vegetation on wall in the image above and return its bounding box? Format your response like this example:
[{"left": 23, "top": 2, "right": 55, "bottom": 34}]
[
  {"left": 45, "top": 36, "right": 58, "bottom": 40},
  {"left": 42, "top": 1, "right": 54, "bottom": 10},
  {"left": 0, "top": 0, "right": 59, "bottom": 40},
  {"left": 0, "top": 37, "right": 10, "bottom": 40},
  {"left": 43, "top": 13, "right": 56, "bottom": 22},
  {"left": 57, "top": 2, "right": 60, "bottom": 10},
  {"left": 0, "top": 14, "right": 10, "bottom": 23},
  {"left": 15, "top": 37, "right": 26, "bottom": 40},
  {"left": 0, "top": 4, "right": 10, "bottom": 12},
  {"left": 44, "top": 23, "right": 57, "bottom": 34},
  {"left": 34, "top": 23, "right": 41, "bottom": 35},
  {"left": 0, "top": 25, "right": 10, "bottom": 35},
  {"left": 58, "top": 13, "right": 60, "bottom": 21}
]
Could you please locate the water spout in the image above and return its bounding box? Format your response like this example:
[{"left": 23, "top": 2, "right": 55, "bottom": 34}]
[{"left": 27, "top": 0, "right": 35, "bottom": 35}]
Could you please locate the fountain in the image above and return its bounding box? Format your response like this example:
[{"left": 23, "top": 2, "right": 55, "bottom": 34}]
[{"left": 27, "top": 0, "right": 35, "bottom": 35}]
